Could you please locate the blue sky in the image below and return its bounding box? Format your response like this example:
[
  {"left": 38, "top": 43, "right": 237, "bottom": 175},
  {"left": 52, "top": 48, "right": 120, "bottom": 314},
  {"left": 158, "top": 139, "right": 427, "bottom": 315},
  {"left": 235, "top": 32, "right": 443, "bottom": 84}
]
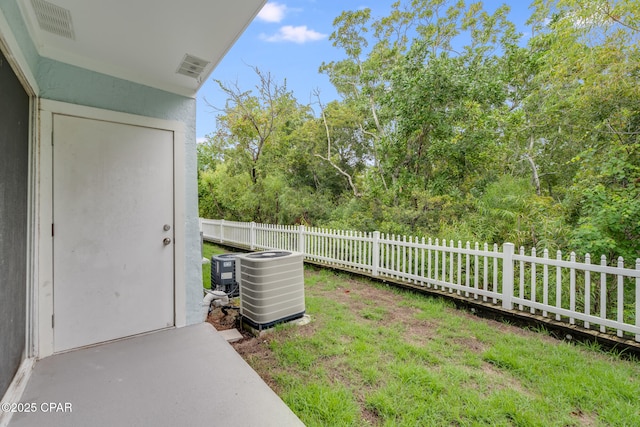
[{"left": 196, "top": 1, "right": 535, "bottom": 141}]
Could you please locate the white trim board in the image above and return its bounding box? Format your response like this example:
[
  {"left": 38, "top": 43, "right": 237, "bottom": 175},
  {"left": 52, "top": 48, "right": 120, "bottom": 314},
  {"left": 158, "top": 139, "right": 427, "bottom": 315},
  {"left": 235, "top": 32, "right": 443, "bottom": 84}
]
[{"left": 37, "top": 100, "right": 187, "bottom": 358}]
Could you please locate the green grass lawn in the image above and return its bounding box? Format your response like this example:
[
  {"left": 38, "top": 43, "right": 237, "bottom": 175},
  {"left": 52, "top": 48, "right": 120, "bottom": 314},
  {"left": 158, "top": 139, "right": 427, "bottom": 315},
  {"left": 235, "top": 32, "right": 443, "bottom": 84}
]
[{"left": 203, "top": 243, "right": 640, "bottom": 426}]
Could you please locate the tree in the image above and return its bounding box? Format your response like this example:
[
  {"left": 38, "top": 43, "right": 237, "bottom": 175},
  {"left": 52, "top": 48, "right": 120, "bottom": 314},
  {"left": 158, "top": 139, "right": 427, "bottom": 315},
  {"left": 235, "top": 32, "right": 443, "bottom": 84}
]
[
  {"left": 313, "top": 92, "right": 368, "bottom": 197},
  {"left": 319, "top": 5, "right": 408, "bottom": 192},
  {"left": 527, "top": 0, "right": 640, "bottom": 260},
  {"left": 211, "top": 67, "right": 297, "bottom": 185}
]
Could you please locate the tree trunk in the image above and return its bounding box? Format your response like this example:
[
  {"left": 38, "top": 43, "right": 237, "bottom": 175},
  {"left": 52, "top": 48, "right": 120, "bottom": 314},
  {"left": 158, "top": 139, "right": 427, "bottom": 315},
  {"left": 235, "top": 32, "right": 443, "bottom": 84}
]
[
  {"left": 526, "top": 135, "right": 541, "bottom": 196},
  {"left": 315, "top": 92, "right": 361, "bottom": 198}
]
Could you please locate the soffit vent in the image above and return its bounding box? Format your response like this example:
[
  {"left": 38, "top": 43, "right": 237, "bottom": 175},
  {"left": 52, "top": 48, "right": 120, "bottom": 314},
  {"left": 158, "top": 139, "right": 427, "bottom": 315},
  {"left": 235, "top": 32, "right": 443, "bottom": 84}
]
[
  {"left": 176, "top": 54, "right": 210, "bottom": 79},
  {"left": 30, "top": 0, "right": 75, "bottom": 40}
]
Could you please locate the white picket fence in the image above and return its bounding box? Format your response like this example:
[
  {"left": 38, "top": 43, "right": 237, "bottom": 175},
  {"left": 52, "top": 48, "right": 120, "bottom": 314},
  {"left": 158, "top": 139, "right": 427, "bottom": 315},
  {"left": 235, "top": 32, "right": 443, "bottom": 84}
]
[{"left": 200, "top": 218, "right": 640, "bottom": 342}]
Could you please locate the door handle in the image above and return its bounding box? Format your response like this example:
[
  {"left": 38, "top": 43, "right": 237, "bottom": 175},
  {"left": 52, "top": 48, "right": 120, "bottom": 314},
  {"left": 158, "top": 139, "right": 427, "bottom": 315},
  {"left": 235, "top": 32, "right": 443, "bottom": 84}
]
[{"left": 163, "top": 237, "right": 172, "bottom": 246}]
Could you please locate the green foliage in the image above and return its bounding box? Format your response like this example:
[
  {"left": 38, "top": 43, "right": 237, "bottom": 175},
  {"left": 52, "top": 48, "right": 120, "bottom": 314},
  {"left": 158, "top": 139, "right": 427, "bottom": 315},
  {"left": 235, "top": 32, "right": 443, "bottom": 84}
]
[
  {"left": 198, "top": 0, "right": 640, "bottom": 259},
  {"left": 472, "top": 175, "right": 569, "bottom": 249}
]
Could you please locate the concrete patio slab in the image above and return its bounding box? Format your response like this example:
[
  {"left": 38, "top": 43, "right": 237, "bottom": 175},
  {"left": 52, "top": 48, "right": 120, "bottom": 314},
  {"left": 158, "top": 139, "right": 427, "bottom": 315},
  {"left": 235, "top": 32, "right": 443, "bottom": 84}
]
[{"left": 9, "top": 323, "right": 303, "bottom": 427}]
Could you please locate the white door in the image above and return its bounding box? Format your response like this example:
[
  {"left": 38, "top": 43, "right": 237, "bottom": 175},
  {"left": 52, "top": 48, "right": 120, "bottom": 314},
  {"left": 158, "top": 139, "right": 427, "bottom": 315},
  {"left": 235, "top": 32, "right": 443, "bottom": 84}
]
[{"left": 53, "top": 115, "right": 175, "bottom": 352}]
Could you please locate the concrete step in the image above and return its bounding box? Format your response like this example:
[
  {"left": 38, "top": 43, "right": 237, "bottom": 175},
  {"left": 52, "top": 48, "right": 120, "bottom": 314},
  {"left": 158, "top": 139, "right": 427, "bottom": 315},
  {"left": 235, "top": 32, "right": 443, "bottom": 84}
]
[{"left": 218, "top": 328, "right": 243, "bottom": 343}]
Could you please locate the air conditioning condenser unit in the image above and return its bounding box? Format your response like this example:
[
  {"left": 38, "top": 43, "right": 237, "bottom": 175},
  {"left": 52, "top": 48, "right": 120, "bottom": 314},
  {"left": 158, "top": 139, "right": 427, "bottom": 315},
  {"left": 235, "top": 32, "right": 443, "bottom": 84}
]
[{"left": 236, "top": 251, "right": 305, "bottom": 330}]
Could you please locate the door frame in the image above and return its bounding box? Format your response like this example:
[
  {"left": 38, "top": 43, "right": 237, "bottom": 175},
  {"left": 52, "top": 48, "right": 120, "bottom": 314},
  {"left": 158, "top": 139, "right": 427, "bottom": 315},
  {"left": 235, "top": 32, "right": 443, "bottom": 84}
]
[{"left": 37, "top": 100, "right": 187, "bottom": 358}]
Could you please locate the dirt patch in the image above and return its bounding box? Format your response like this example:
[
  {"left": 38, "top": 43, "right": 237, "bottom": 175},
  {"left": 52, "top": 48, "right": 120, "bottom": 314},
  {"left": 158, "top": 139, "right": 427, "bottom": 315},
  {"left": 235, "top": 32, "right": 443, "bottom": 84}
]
[
  {"left": 361, "top": 407, "right": 381, "bottom": 426},
  {"left": 570, "top": 409, "right": 598, "bottom": 427},
  {"left": 205, "top": 301, "right": 261, "bottom": 348},
  {"left": 206, "top": 308, "right": 238, "bottom": 331},
  {"left": 403, "top": 319, "right": 438, "bottom": 346},
  {"left": 313, "top": 276, "right": 461, "bottom": 353},
  {"left": 479, "top": 361, "right": 533, "bottom": 397},
  {"left": 451, "top": 335, "right": 487, "bottom": 353},
  {"left": 314, "top": 275, "right": 424, "bottom": 325}
]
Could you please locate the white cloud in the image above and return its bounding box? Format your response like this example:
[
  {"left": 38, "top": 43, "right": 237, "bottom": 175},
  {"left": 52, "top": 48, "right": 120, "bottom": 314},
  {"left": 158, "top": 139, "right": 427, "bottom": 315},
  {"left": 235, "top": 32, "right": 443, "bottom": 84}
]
[
  {"left": 260, "top": 25, "right": 327, "bottom": 44},
  {"left": 257, "top": 2, "right": 287, "bottom": 23}
]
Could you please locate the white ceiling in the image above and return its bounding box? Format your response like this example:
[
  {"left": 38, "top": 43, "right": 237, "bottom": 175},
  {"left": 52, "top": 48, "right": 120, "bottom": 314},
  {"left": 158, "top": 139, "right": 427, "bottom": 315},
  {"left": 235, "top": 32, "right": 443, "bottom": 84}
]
[{"left": 18, "top": 0, "right": 266, "bottom": 97}]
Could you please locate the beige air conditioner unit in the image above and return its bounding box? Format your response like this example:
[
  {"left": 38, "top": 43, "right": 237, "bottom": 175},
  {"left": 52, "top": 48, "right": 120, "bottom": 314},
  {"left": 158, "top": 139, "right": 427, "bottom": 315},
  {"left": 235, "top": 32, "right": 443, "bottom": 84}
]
[{"left": 236, "top": 251, "right": 305, "bottom": 330}]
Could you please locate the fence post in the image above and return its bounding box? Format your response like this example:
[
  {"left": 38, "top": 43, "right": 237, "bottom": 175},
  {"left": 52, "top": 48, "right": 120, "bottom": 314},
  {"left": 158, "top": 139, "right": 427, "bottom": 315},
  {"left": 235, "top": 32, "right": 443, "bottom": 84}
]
[
  {"left": 298, "top": 225, "right": 306, "bottom": 255},
  {"left": 636, "top": 258, "right": 640, "bottom": 341},
  {"left": 502, "top": 242, "right": 515, "bottom": 310},
  {"left": 219, "top": 219, "right": 225, "bottom": 244},
  {"left": 250, "top": 222, "right": 256, "bottom": 250},
  {"left": 372, "top": 231, "right": 380, "bottom": 277}
]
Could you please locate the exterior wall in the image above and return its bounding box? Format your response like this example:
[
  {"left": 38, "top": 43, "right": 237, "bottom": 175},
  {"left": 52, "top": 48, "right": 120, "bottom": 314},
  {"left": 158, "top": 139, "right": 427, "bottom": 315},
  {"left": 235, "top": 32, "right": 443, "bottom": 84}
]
[
  {"left": 0, "top": 46, "right": 29, "bottom": 399},
  {"left": 0, "top": 0, "right": 204, "bottom": 356},
  {"left": 0, "top": 0, "right": 38, "bottom": 79}
]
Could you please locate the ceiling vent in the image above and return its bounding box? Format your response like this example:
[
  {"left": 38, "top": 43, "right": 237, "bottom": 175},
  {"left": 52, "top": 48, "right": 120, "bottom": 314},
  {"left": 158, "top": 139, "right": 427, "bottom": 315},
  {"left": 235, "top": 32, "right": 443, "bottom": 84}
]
[
  {"left": 176, "top": 54, "right": 210, "bottom": 79},
  {"left": 30, "top": 0, "right": 75, "bottom": 40}
]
